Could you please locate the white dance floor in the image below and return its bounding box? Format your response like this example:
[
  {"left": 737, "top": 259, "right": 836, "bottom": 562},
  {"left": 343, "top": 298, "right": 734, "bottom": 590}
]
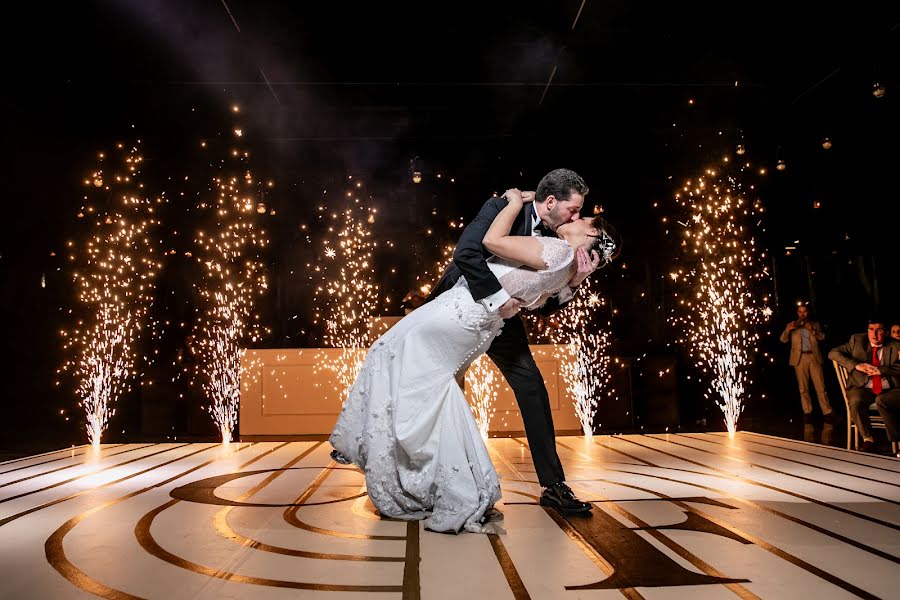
[{"left": 1, "top": 432, "right": 898, "bottom": 599}]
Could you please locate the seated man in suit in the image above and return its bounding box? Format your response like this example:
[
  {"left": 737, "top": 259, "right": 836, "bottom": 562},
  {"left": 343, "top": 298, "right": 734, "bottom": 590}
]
[{"left": 828, "top": 319, "right": 900, "bottom": 453}]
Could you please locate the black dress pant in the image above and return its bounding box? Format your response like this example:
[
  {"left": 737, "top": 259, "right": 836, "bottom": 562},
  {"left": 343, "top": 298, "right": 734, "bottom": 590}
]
[{"left": 486, "top": 315, "right": 565, "bottom": 487}]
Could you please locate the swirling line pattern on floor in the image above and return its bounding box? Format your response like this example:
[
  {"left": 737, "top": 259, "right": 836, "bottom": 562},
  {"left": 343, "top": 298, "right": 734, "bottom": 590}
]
[{"left": 1, "top": 433, "right": 898, "bottom": 599}]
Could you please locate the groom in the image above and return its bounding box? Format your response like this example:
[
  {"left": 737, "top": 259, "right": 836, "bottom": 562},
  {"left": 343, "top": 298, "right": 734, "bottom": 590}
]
[{"left": 427, "top": 168, "right": 601, "bottom": 514}]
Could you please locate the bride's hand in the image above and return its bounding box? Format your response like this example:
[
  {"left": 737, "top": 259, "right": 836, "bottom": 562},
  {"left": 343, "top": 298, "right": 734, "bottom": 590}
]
[{"left": 503, "top": 188, "right": 523, "bottom": 204}]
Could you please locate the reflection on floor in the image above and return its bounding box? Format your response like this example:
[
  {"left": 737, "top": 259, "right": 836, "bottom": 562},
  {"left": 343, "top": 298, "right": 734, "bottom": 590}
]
[
  {"left": 740, "top": 415, "right": 900, "bottom": 457},
  {"left": 1, "top": 432, "right": 898, "bottom": 599},
  {"left": 740, "top": 417, "right": 848, "bottom": 449}
]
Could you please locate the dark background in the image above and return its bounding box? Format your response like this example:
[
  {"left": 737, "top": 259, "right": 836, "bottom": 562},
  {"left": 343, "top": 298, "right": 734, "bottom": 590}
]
[{"left": 1, "top": 1, "right": 898, "bottom": 454}]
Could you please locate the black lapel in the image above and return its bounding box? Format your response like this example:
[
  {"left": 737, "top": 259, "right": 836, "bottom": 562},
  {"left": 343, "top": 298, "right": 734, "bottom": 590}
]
[{"left": 519, "top": 203, "right": 533, "bottom": 236}]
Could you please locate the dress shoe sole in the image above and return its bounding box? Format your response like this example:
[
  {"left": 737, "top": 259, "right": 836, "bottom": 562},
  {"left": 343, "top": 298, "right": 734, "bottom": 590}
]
[
  {"left": 330, "top": 449, "right": 353, "bottom": 465},
  {"left": 424, "top": 527, "right": 460, "bottom": 535},
  {"left": 539, "top": 497, "right": 593, "bottom": 514}
]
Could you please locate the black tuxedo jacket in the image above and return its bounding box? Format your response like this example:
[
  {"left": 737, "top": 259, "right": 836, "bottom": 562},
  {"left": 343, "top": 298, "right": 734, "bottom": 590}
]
[{"left": 426, "top": 197, "right": 571, "bottom": 317}]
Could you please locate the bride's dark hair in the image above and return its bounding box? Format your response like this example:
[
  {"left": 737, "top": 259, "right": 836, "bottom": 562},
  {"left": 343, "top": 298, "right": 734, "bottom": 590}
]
[{"left": 586, "top": 215, "right": 620, "bottom": 266}]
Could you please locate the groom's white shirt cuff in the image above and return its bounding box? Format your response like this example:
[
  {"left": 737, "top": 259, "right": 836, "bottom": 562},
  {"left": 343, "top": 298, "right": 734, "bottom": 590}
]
[{"left": 479, "top": 288, "right": 511, "bottom": 313}]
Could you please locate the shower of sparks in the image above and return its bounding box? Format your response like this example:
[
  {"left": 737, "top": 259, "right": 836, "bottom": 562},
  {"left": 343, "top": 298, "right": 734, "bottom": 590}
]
[
  {"left": 311, "top": 201, "right": 381, "bottom": 400},
  {"left": 465, "top": 355, "right": 499, "bottom": 441},
  {"left": 408, "top": 242, "right": 456, "bottom": 302},
  {"left": 192, "top": 148, "right": 270, "bottom": 444},
  {"left": 430, "top": 243, "right": 456, "bottom": 283},
  {"left": 60, "top": 142, "right": 162, "bottom": 447},
  {"left": 667, "top": 159, "right": 771, "bottom": 434},
  {"left": 544, "top": 279, "right": 614, "bottom": 438}
]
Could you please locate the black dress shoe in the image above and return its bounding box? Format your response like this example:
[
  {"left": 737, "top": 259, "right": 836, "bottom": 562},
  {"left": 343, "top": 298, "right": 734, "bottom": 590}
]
[
  {"left": 330, "top": 449, "right": 353, "bottom": 464},
  {"left": 540, "top": 482, "right": 592, "bottom": 514},
  {"left": 859, "top": 440, "right": 875, "bottom": 453}
]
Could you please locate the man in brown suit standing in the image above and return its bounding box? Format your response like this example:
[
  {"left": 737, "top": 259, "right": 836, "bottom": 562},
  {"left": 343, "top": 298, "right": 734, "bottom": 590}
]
[
  {"left": 829, "top": 319, "right": 900, "bottom": 453},
  {"left": 780, "top": 304, "right": 836, "bottom": 423}
]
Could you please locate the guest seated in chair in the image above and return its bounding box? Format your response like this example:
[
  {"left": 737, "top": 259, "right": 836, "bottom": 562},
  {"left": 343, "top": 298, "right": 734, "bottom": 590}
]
[{"left": 828, "top": 318, "right": 900, "bottom": 453}]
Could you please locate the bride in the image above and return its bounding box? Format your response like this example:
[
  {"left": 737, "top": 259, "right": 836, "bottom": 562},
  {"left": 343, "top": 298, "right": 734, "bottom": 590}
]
[{"left": 329, "top": 188, "right": 614, "bottom": 533}]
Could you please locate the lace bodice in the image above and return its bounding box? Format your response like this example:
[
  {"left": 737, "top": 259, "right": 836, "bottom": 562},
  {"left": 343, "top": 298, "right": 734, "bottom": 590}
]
[{"left": 488, "top": 237, "right": 575, "bottom": 309}]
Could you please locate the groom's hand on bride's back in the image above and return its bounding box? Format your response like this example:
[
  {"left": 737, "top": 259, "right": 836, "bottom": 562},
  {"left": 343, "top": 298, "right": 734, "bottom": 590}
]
[{"left": 498, "top": 298, "right": 523, "bottom": 319}]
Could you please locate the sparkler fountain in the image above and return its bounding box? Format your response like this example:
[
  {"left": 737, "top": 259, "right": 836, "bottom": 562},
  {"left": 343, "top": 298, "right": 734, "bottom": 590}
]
[
  {"left": 310, "top": 200, "right": 381, "bottom": 401},
  {"left": 61, "top": 142, "right": 163, "bottom": 447},
  {"left": 191, "top": 143, "right": 270, "bottom": 444},
  {"left": 667, "top": 159, "right": 771, "bottom": 434}
]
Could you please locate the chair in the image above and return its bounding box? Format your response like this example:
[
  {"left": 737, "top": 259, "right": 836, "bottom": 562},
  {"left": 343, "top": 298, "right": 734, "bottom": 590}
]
[{"left": 832, "top": 359, "right": 895, "bottom": 452}]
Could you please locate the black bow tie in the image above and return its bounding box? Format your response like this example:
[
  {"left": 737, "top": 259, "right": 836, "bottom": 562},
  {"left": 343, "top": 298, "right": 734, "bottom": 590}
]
[{"left": 533, "top": 221, "right": 550, "bottom": 235}]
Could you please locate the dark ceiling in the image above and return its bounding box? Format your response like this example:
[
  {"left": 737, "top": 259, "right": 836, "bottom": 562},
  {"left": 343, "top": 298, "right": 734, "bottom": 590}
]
[
  {"left": 2, "top": 0, "right": 898, "bottom": 316},
  {"left": 6, "top": 1, "right": 897, "bottom": 145}
]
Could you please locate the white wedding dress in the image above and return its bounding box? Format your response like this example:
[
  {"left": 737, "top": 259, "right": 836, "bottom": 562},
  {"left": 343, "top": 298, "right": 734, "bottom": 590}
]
[{"left": 329, "top": 236, "right": 575, "bottom": 533}]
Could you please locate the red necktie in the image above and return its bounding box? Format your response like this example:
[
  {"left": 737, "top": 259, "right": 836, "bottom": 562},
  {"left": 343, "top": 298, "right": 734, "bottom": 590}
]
[{"left": 872, "top": 347, "right": 883, "bottom": 394}]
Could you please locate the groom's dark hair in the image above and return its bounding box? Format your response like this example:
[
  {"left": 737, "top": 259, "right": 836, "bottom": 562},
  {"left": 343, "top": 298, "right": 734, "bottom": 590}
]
[{"left": 535, "top": 168, "right": 588, "bottom": 204}]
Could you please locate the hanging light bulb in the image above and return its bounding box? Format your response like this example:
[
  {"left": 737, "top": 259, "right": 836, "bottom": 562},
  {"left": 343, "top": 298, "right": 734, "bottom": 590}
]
[
  {"left": 269, "top": 208, "right": 276, "bottom": 215},
  {"left": 735, "top": 128, "right": 746, "bottom": 156},
  {"left": 822, "top": 137, "right": 832, "bottom": 150},
  {"left": 256, "top": 202, "right": 266, "bottom": 214},
  {"left": 410, "top": 155, "right": 423, "bottom": 184},
  {"left": 775, "top": 146, "right": 787, "bottom": 171},
  {"left": 367, "top": 213, "right": 375, "bottom": 224},
  {"left": 873, "top": 82, "right": 886, "bottom": 98},
  {"left": 776, "top": 159, "right": 786, "bottom": 171}
]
